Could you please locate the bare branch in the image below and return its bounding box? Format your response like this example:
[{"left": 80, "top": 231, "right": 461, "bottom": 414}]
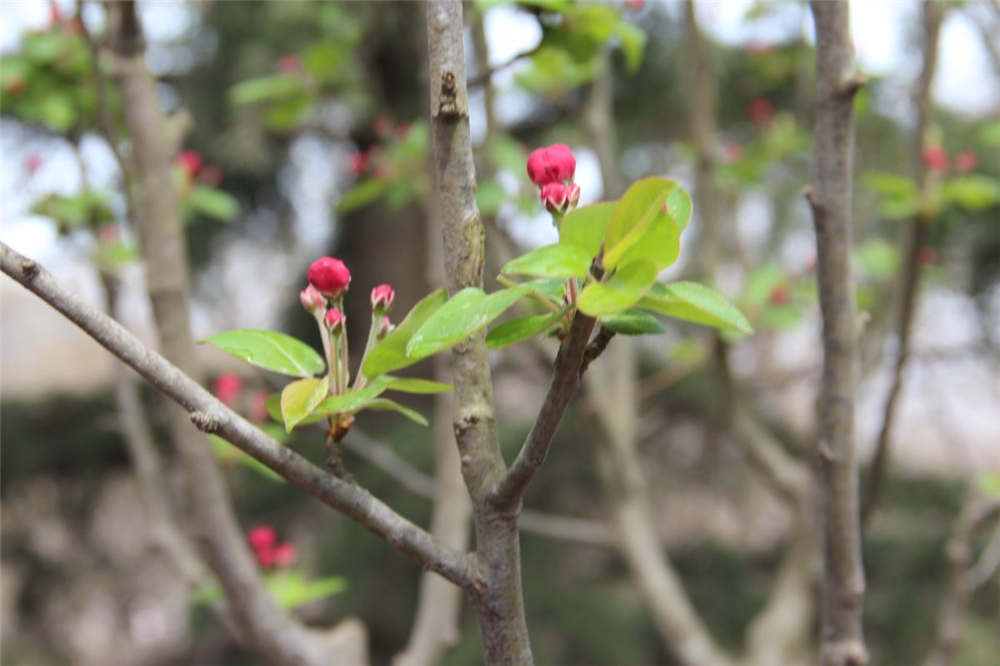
[
  {"left": 0, "top": 243, "right": 477, "bottom": 592},
  {"left": 490, "top": 311, "right": 597, "bottom": 511},
  {"left": 862, "top": 0, "right": 945, "bottom": 527},
  {"left": 808, "top": 2, "right": 867, "bottom": 664},
  {"left": 731, "top": 405, "right": 810, "bottom": 504}
]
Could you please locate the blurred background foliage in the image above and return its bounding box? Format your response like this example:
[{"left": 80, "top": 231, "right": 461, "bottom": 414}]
[{"left": 2, "top": 1, "right": 999, "bottom": 665}]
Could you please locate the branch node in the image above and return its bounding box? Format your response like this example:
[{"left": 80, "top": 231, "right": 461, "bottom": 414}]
[
  {"left": 822, "top": 639, "right": 869, "bottom": 666},
  {"left": 19, "top": 258, "right": 39, "bottom": 280},
  {"left": 838, "top": 69, "right": 867, "bottom": 96},
  {"left": 189, "top": 410, "right": 218, "bottom": 433},
  {"left": 580, "top": 325, "right": 616, "bottom": 376},
  {"left": 802, "top": 184, "right": 819, "bottom": 210}
]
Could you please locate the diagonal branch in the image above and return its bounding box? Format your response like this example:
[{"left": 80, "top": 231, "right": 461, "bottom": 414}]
[
  {"left": 0, "top": 242, "right": 477, "bottom": 591},
  {"left": 490, "top": 311, "right": 597, "bottom": 512},
  {"left": 807, "top": 2, "right": 867, "bottom": 664}
]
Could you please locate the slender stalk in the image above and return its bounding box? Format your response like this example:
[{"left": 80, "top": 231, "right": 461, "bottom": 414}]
[{"left": 807, "top": 2, "right": 867, "bottom": 664}]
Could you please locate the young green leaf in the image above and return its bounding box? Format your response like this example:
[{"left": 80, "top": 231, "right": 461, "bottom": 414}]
[
  {"left": 614, "top": 209, "right": 680, "bottom": 272},
  {"left": 187, "top": 186, "right": 239, "bottom": 221},
  {"left": 501, "top": 243, "right": 592, "bottom": 280},
  {"left": 310, "top": 377, "right": 393, "bottom": 419},
  {"left": 361, "top": 288, "right": 448, "bottom": 379},
  {"left": 559, "top": 201, "right": 615, "bottom": 258},
  {"left": 280, "top": 377, "right": 330, "bottom": 433},
  {"left": 365, "top": 398, "right": 429, "bottom": 427},
  {"left": 600, "top": 308, "right": 665, "bottom": 335},
  {"left": 604, "top": 178, "right": 678, "bottom": 269},
  {"left": 664, "top": 185, "right": 692, "bottom": 231},
  {"left": 639, "top": 282, "right": 753, "bottom": 334},
  {"left": 201, "top": 329, "right": 325, "bottom": 378},
  {"left": 266, "top": 572, "right": 347, "bottom": 610},
  {"left": 486, "top": 308, "right": 567, "bottom": 349},
  {"left": 405, "top": 287, "right": 526, "bottom": 359},
  {"left": 577, "top": 260, "right": 658, "bottom": 317},
  {"left": 381, "top": 376, "right": 453, "bottom": 394}
]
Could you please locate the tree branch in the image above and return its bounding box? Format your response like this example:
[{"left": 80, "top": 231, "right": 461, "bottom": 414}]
[
  {"left": 490, "top": 311, "right": 597, "bottom": 511},
  {"left": 731, "top": 405, "right": 810, "bottom": 504},
  {"left": 0, "top": 242, "right": 477, "bottom": 592},
  {"left": 808, "top": 2, "right": 867, "bottom": 664},
  {"left": 861, "top": 0, "right": 944, "bottom": 528}
]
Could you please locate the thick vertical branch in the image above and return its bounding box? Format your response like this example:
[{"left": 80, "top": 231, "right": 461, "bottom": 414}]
[
  {"left": 106, "top": 4, "right": 359, "bottom": 663},
  {"left": 807, "top": 2, "right": 867, "bottom": 665},
  {"left": 684, "top": 0, "right": 722, "bottom": 277},
  {"left": 425, "top": 3, "right": 532, "bottom": 664},
  {"left": 861, "top": 1, "right": 945, "bottom": 526}
]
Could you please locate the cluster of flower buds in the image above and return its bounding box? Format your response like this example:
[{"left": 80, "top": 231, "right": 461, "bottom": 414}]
[
  {"left": 526, "top": 143, "right": 581, "bottom": 216},
  {"left": 247, "top": 526, "right": 297, "bottom": 569},
  {"left": 175, "top": 149, "right": 223, "bottom": 187}
]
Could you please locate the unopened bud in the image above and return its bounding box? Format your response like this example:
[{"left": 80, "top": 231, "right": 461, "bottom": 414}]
[
  {"left": 324, "top": 307, "right": 346, "bottom": 334},
  {"left": 526, "top": 143, "right": 576, "bottom": 186},
  {"left": 371, "top": 283, "right": 395, "bottom": 311},
  {"left": 308, "top": 257, "right": 351, "bottom": 299},
  {"left": 300, "top": 284, "right": 326, "bottom": 314},
  {"left": 541, "top": 182, "right": 570, "bottom": 214}
]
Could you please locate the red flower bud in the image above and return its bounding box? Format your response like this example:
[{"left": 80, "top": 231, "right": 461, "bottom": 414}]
[
  {"left": 250, "top": 391, "right": 269, "bottom": 425},
  {"left": 955, "top": 150, "right": 977, "bottom": 173},
  {"left": 921, "top": 146, "right": 949, "bottom": 172},
  {"left": 526, "top": 143, "right": 576, "bottom": 187},
  {"left": 308, "top": 257, "right": 351, "bottom": 298},
  {"left": 348, "top": 151, "right": 368, "bottom": 176},
  {"left": 768, "top": 285, "right": 790, "bottom": 305},
  {"left": 177, "top": 150, "right": 203, "bottom": 177},
  {"left": 370, "top": 283, "right": 395, "bottom": 311},
  {"left": 299, "top": 284, "right": 326, "bottom": 314},
  {"left": 324, "top": 307, "right": 345, "bottom": 333},
  {"left": 213, "top": 373, "right": 243, "bottom": 406},
  {"left": 247, "top": 525, "right": 276, "bottom": 550},
  {"left": 748, "top": 97, "right": 774, "bottom": 126},
  {"left": 273, "top": 542, "right": 297, "bottom": 567},
  {"left": 567, "top": 182, "right": 581, "bottom": 208},
  {"left": 255, "top": 546, "right": 276, "bottom": 568},
  {"left": 540, "top": 182, "right": 570, "bottom": 214}
]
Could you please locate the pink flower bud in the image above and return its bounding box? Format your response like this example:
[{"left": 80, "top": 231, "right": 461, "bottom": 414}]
[
  {"left": 177, "top": 150, "right": 202, "bottom": 177},
  {"left": 250, "top": 391, "right": 269, "bottom": 424},
  {"left": 308, "top": 257, "right": 351, "bottom": 298},
  {"left": 370, "top": 283, "right": 395, "bottom": 311},
  {"left": 247, "top": 525, "right": 276, "bottom": 550},
  {"left": 255, "top": 546, "right": 276, "bottom": 568},
  {"left": 955, "top": 150, "right": 977, "bottom": 173},
  {"left": 526, "top": 143, "right": 576, "bottom": 186},
  {"left": 625, "top": 0, "right": 645, "bottom": 11},
  {"left": 348, "top": 151, "right": 368, "bottom": 176},
  {"left": 299, "top": 284, "right": 326, "bottom": 314},
  {"left": 273, "top": 542, "right": 297, "bottom": 567},
  {"left": 540, "top": 182, "right": 570, "bottom": 214},
  {"left": 567, "top": 182, "right": 581, "bottom": 208},
  {"left": 324, "top": 307, "right": 345, "bottom": 333},
  {"left": 748, "top": 97, "right": 774, "bottom": 126},
  {"left": 768, "top": 285, "right": 790, "bottom": 305},
  {"left": 213, "top": 373, "right": 243, "bottom": 406},
  {"left": 921, "top": 146, "right": 949, "bottom": 172}
]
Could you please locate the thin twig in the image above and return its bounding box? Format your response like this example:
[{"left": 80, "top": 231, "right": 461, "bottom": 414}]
[
  {"left": 0, "top": 242, "right": 477, "bottom": 591},
  {"left": 467, "top": 45, "right": 541, "bottom": 88}
]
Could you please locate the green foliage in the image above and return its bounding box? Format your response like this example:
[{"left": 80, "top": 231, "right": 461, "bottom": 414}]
[
  {"left": 639, "top": 282, "right": 754, "bottom": 334},
  {"left": 201, "top": 329, "right": 327, "bottom": 378},
  {"left": 501, "top": 243, "right": 593, "bottom": 280},
  {"left": 184, "top": 185, "right": 240, "bottom": 222},
  {"left": 941, "top": 174, "right": 1000, "bottom": 212},
  {"left": 406, "top": 287, "right": 527, "bottom": 358},
  {"left": 280, "top": 377, "right": 330, "bottom": 432},
  {"left": 600, "top": 308, "right": 665, "bottom": 335},
  {"left": 194, "top": 572, "right": 346, "bottom": 610},
  {"left": 362, "top": 288, "right": 448, "bottom": 379},
  {"left": 559, "top": 202, "right": 615, "bottom": 257},
  {"left": 364, "top": 398, "right": 429, "bottom": 427},
  {"left": 486, "top": 309, "right": 568, "bottom": 349},
  {"left": 603, "top": 178, "right": 683, "bottom": 270},
  {"left": 31, "top": 190, "right": 114, "bottom": 233}
]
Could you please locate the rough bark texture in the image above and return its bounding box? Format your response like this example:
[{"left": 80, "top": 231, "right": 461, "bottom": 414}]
[
  {"left": 807, "top": 2, "right": 867, "bottom": 664},
  {"left": 862, "top": 0, "right": 944, "bottom": 527},
  {"left": 424, "top": 3, "right": 531, "bottom": 663}
]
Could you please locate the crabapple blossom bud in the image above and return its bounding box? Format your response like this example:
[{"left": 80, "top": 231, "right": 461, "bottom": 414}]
[
  {"left": 526, "top": 144, "right": 576, "bottom": 186},
  {"left": 324, "top": 308, "right": 345, "bottom": 334},
  {"left": 308, "top": 257, "right": 351, "bottom": 298},
  {"left": 250, "top": 392, "right": 269, "bottom": 424},
  {"left": 769, "top": 285, "right": 790, "bottom": 305},
  {"left": 247, "top": 525, "right": 276, "bottom": 550},
  {"left": 921, "top": 146, "right": 949, "bottom": 172},
  {"left": 299, "top": 284, "right": 326, "bottom": 314},
  {"left": 541, "top": 182, "right": 570, "bottom": 214},
  {"left": 955, "top": 150, "right": 977, "bottom": 173},
  {"left": 567, "top": 182, "right": 581, "bottom": 208},
  {"left": 370, "top": 283, "right": 395, "bottom": 311},
  {"left": 348, "top": 151, "right": 368, "bottom": 176},
  {"left": 176, "top": 150, "right": 203, "bottom": 177},
  {"left": 255, "top": 546, "right": 276, "bottom": 568},
  {"left": 213, "top": 373, "right": 243, "bottom": 406},
  {"left": 276, "top": 54, "right": 301, "bottom": 74}
]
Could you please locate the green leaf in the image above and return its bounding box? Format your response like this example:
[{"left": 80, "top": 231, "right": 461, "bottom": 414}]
[
  {"left": 615, "top": 209, "right": 680, "bottom": 272},
  {"left": 639, "top": 282, "right": 753, "bottom": 334},
  {"left": 600, "top": 308, "right": 665, "bottom": 335},
  {"left": 977, "top": 472, "right": 1000, "bottom": 498},
  {"left": 941, "top": 175, "right": 1000, "bottom": 212},
  {"left": 201, "top": 329, "right": 325, "bottom": 378},
  {"left": 381, "top": 376, "right": 453, "bottom": 394},
  {"left": 280, "top": 377, "right": 330, "bottom": 433},
  {"left": 616, "top": 22, "right": 647, "bottom": 72},
  {"left": 364, "top": 398, "right": 429, "bottom": 426},
  {"left": 857, "top": 239, "right": 900, "bottom": 281},
  {"left": 362, "top": 288, "right": 448, "bottom": 379},
  {"left": 267, "top": 572, "right": 347, "bottom": 610},
  {"left": 187, "top": 186, "right": 239, "bottom": 221},
  {"left": 486, "top": 309, "right": 567, "bottom": 349},
  {"left": 559, "top": 202, "right": 615, "bottom": 258},
  {"left": 336, "top": 178, "right": 389, "bottom": 213},
  {"left": 406, "top": 287, "right": 526, "bottom": 359},
  {"left": 604, "top": 178, "right": 687, "bottom": 270},
  {"left": 229, "top": 74, "right": 303, "bottom": 105},
  {"left": 501, "top": 243, "right": 592, "bottom": 280},
  {"left": 577, "top": 260, "right": 658, "bottom": 317},
  {"left": 311, "top": 378, "right": 393, "bottom": 419}
]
